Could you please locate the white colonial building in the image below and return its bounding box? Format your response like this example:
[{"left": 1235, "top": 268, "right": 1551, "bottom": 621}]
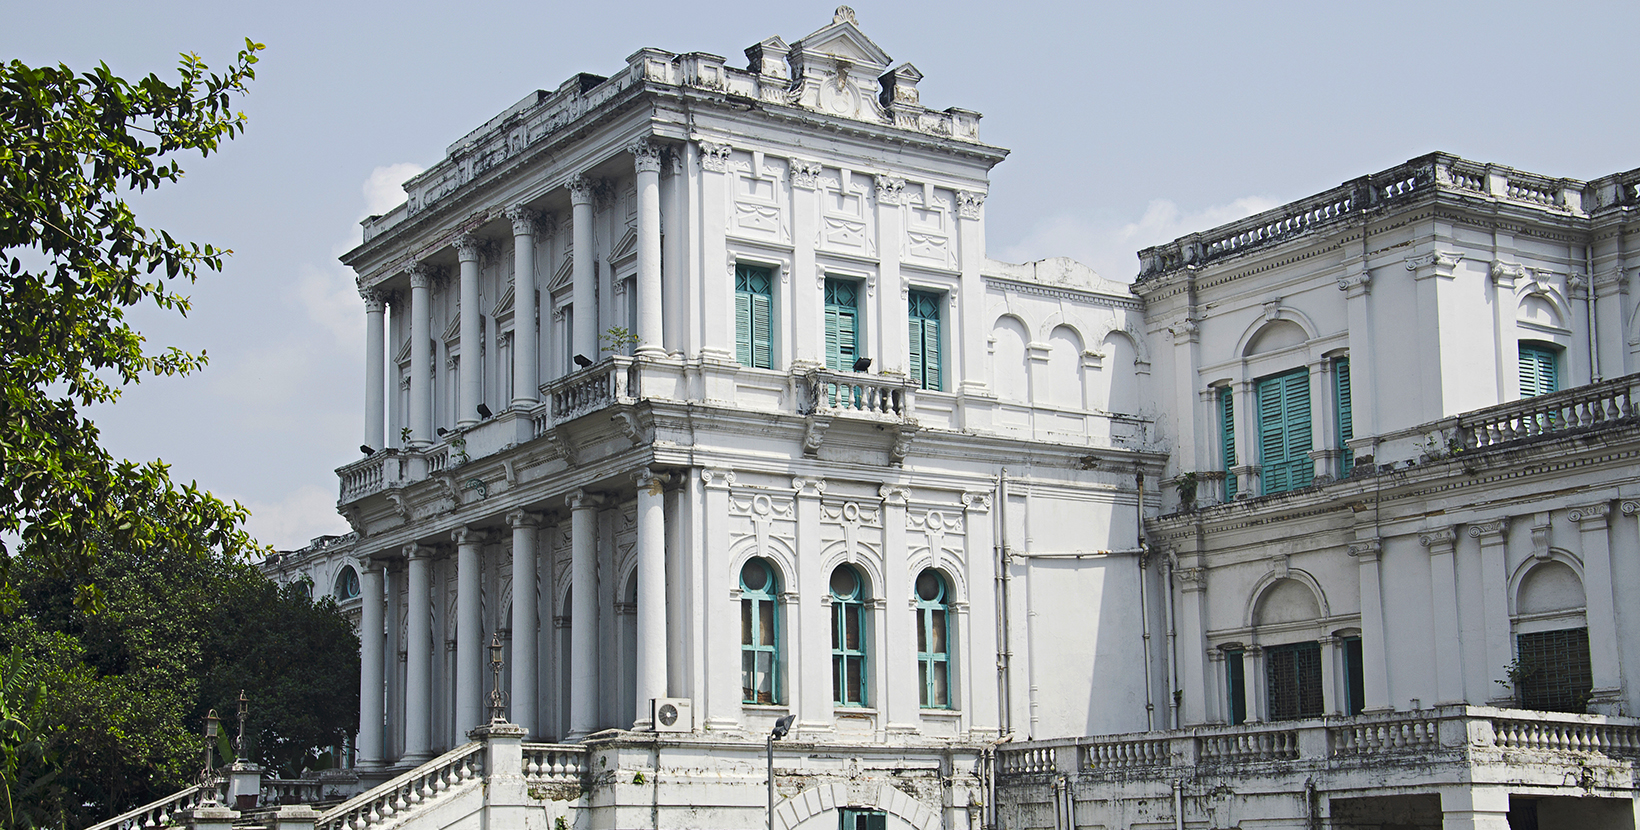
[{"left": 220, "top": 12, "right": 1640, "bottom": 830}]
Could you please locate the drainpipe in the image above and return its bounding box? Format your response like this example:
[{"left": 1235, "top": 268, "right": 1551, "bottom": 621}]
[
  {"left": 996, "top": 471, "right": 1012, "bottom": 740},
  {"left": 1172, "top": 779, "right": 1184, "bottom": 830},
  {"left": 1585, "top": 243, "right": 1601, "bottom": 382},
  {"left": 1136, "top": 467, "right": 1155, "bottom": 731},
  {"left": 1162, "top": 554, "right": 1179, "bottom": 730}
]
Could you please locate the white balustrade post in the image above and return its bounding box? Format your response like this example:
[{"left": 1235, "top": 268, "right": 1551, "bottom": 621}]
[
  {"left": 453, "top": 528, "right": 484, "bottom": 736},
  {"left": 510, "top": 511, "right": 541, "bottom": 735},
  {"left": 363, "top": 289, "right": 386, "bottom": 450},
  {"left": 456, "top": 234, "right": 482, "bottom": 428},
  {"left": 409, "top": 265, "right": 434, "bottom": 447},
  {"left": 567, "top": 490, "right": 601, "bottom": 740},
  {"left": 403, "top": 545, "right": 434, "bottom": 762},
  {"left": 569, "top": 176, "right": 598, "bottom": 363},
  {"left": 358, "top": 560, "right": 385, "bottom": 767},
  {"left": 506, "top": 207, "right": 540, "bottom": 408},
  {"left": 631, "top": 141, "right": 666, "bottom": 359},
  {"left": 633, "top": 469, "right": 668, "bottom": 728}
]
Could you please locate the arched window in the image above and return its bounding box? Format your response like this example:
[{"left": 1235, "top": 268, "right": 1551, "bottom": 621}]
[
  {"left": 914, "top": 569, "right": 952, "bottom": 709},
  {"left": 334, "top": 566, "right": 361, "bottom": 601},
  {"left": 830, "top": 565, "right": 869, "bottom": 707},
  {"left": 740, "top": 558, "right": 782, "bottom": 705}
]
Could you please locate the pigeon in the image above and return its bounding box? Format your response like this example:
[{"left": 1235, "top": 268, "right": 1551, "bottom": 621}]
[
  {"left": 853, "top": 357, "right": 873, "bottom": 372},
  {"left": 436, "top": 427, "right": 449, "bottom": 437},
  {"left": 359, "top": 445, "right": 375, "bottom": 455},
  {"left": 573, "top": 354, "right": 594, "bottom": 368},
  {"left": 476, "top": 403, "right": 493, "bottom": 419}
]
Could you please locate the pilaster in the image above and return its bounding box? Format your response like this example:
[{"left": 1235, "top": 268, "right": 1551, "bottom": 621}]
[
  {"left": 1349, "top": 538, "right": 1392, "bottom": 712},
  {"left": 1419, "top": 527, "right": 1465, "bottom": 704},
  {"left": 455, "top": 234, "right": 482, "bottom": 428},
  {"left": 1468, "top": 518, "right": 1514, "bottom": 704},
  {"left": 1568, "top": 502, "right": 1622, "bottom": 712}
]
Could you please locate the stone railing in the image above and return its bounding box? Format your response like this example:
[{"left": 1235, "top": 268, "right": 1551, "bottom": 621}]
[
  {"left": 262, "top": 777, "right": 325, "bottom": 806},
  {"left": 801, "top": 368, "right": 917, "bottom": 421},
  {"left": 83, "top": 782, "right": 223, "bottom": 830},
  {"left": 1456, "top": 373, "right": 1638, "bottom": 451},
  {"left": 315, "top": 742, "right": 484, "bottom": 830},
  {"left": 1329, "top": 712, "right": 1440, "bottom": 756},
  {"left": 542, "top": 356, "right": 636, "bottom": 425},
  {"left": 338, "top": 452, "right": 395, "bottom": 501},
  {"left": 520, "top": 743, "right": 588, "bottom": 784},
  {"left": 1492, "top": 714, "right": 1640, "bottom": 755},
  {"left": 996, "top": 745, "right": 1056, "bottom": 776},
  {"left": 1083, "top": 736, "right": 1171, "bottom": 769},
  {"left": 1196, "top": 725, "right": 1300, "bottom": 764}
]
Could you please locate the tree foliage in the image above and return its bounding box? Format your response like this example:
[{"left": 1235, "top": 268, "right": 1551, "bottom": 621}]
[
  {"left": 3, "top": 543, "right": 359, "bottom": 827},
  {"left": 0, "top": 40, "right": 266, "bottom": 612}
]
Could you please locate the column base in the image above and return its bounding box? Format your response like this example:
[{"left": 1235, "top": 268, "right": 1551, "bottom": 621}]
[{"left": 635, "top": 345, "right": 667, "bottom": 359}]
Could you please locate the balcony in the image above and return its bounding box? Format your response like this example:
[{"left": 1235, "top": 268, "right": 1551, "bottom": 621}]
[{"left": 800, "top": 367, "right": 918, "bottom": 423}]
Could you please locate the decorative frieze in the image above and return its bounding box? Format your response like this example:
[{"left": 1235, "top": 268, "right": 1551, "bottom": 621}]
[{"left": 699, "top": 141, "right": 733, "bottom": 173}]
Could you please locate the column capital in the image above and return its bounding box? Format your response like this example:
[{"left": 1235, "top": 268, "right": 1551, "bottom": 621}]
[
  {"left": 960, "top": 490, "right": 992, "bottom": 513},
  {"left": 454, "top": 233, "right": 482, "bottom": 263},
  {"left": 1336, "top": 269, "right": 1372, "bottom": 296},
  {"left": 955, "top": 190, "right": 985, "bottom": 220},
  {"left": 1405, "top": 250, "right": 1464, "bottom": 280},
  {"left": 1568, "top": 501, "right": 1611, "bottom": 527},
  {"left": 507, "top": 509, "right": 543, "bottom": 529},
  {"left": 697, "top": 141, "right": 732, "bottom": 172},
  {"left": 1490, "top": 260, "right": 1526, "bottom": 287},
  {"left": 629, "top": 139, "right": 663, "bottom": 174},
  {"left": 633, "top": 468, "right": 673, "bottom": 493},
  {"left": 451, "top": 527, "right": 488, "bottom": 546},
  {"left": 404, "top": 543, "right": 431, "bottom": 561},
  {"left": 701, "top": 467, "right": 737, "bottom": 490},
  {"left": 1176, "top": 567, "right": 1208, "bottom": 593},
  {"left": 505, "top": 205, "right": 539, "bottom": 237},
  {"left": 1621, "top": 500, "right": 1640, "bottom": 517},
  {"left": 792, "top": 477, "right": 826, "bottom": 498},
  {"left": 874, "top": 174, "right": 906, "bottom": 206},
  {"left": 566, "top": 488, "right": 605, "bottom": 512},
  {"left": 361, "top": 287, "right": 387, "bottom": 312},
  {"left": 878, "top": 484, "right": 910, "bottom": 506},
  {"left": 1467, "top": 517, "right": 1511, "bottom": 541},
  {"left": 1418, "top": 527, "right": 1457, "bottom": 553},
  {"left": 568, "top": 175, "right": 596, "bottom": 206},
  {"left": 1347, "top": 538, "right": 1382, "bottom": 562},
  {"left": 408, "top": 263, "right": 434, "bottom": 290},
  {"left": 790, "top": 160, "right": 824, "bottom": 189}
]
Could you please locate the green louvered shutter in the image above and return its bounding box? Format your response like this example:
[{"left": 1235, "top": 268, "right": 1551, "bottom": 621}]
[
  {"left": 1220, "top": 387, "right": 1238, "bottom": 500},
  {"left": 735, "top": 265, "right": 774, "bottom": 369},
  {"left": 824, "top": 278, "right": 859, "bottom": 372},
  {"left": 908, "top": 290, "right": 942, "bottom": 391},
  {"left": 734, "top": 292, "right": 752, "bottom": 366},
  {"left": 1519, "top": 343, "right": 1559, "bottom": 398},
  {"left": 1257, "top": 368, "right": 1312, "bottom": 495},
  {"left": 1335, "top": 357, "right": 1353, "bottom": 475}
]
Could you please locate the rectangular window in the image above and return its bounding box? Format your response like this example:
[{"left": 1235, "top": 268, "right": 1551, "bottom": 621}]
[
  {"left": 735, "top": 264, "right": 775, "bottom": 369},
  {"left": 1220, "top": 387, "right": 1238, "bottom": 501},
  {"left": 1342, "top": 635, "right": 1365, "bottom": 716},
  {"left": 1334, "top": 357, "right": 1354, "bottom": 476},
  {"left": 832, "top": 601, "right": 868, "bottom": 707},
  {"left": 1226, "top": 648, "right": 1247, "bottom": 725},
  {"left": 1265, "top": 641, "right": 1324, "bottom": 721},
  {"left": 840, "top": 810, "right": 886, "bottom": 830},
  {"left": 907, "top": 289, "right": 942, "bottom": 391},
  {"left": 1518, "top": 343, "right": 1559, "bottom": 398},
  {"left": 1256, "top": 368, "right": 1313, "bottom": 494},
  {"left": 824, "top": 278, "right": 861, "bottom": 372},
  {"left": 1516, "top": 627, "right": 1592, "bottom": 713}
]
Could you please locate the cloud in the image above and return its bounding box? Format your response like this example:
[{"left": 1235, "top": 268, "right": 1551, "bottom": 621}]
[
  {"left": 998, "top": 195, "right": 1281, "bottom": 283},
  {"left": 361, "top": 163, "right": 424, "bottom": 220},
  {"left": 239, "top": 483, "right": 352, "bottom": 551},
  {"left": 297, "top": 263, "right": 365, "bottom": 346}
]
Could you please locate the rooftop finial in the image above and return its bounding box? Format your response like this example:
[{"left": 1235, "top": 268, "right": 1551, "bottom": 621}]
[{"left": 834, "top": 6, "right": 857, "bottom": 25}]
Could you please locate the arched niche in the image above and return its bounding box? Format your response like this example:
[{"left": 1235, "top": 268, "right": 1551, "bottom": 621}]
[
  {"left": 989, "top": 315, "right": 1029, "bottom": 403},
  {"left": 1516, "top": 559, "right": 1585, "bottom": 616},
  {"left": 1102, "top": 331, "right": 1141, "bottom": 414},
  {"left": 1047, "top": 325, "right": 1085, "bottom": 409},
  {"left": 1245, "top": 320, "right": 1308, "bottom": 356},
  {"left": 1254, "top": 577, "right": 1323, "bottom": 627}
]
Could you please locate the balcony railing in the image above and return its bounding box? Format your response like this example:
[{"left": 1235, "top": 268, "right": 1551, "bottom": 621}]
[
  {"left": 801, "top": 368, "right": 917, "bottom": 421},
  {"left": 1457, "top": 373, "right": 1638, "bottom": 451},
  {"left": 542, "top": 355, "right": 638, "bottom": 426}
]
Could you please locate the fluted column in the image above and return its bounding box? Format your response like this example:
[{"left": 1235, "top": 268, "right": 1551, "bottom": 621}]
[
  {"left": 363, "top": 289, "right": 386, "bottom": 450},
  {"left": 569, "top": 176, "right": 597, "bottom": 363},
  {"left": 632, "top": 141, "right": 666, "bottom": 358},
  {"left": 507, "top": 207, "right": 540, "bottom": 408},
  {"left": 357, "top": 560, "right": 385, "bottom": 767},
  {"left": 409, "top": 266, "right": 433, "bottom": 447},
  {"left": 453, "top": 528, "right": 484, "bottom": 735},
  {"left": 403, "top": 544, "right": 434, "bottom": 761},
  {"left": 510, "top": 510, "right": 541, "bottom": 735},
  {"left": 633, "top": 469, "right": 668, "bottom": 728},
  {"left": 456, "top": 234, "right": 482, "bottom": 427},
  {"left": 567, "top": 490, "right": 601, "bottom": 740}
]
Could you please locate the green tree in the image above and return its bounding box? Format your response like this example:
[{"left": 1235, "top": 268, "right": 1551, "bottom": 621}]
[
  {"left": 0, "top": 40, "right": 266, "bottom": 615},
  {"left": 4, "top": 541, "right": 359, "bottom": 826}
]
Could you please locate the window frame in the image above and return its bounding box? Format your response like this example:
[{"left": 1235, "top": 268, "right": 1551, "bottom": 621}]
[
  {"left": 1264, "top": 641, "right": 1324, "bottom": 721},
  {"left": 734, "top": 263, "right": 777, "bottom": 369},
  {"left": 1218, "top": 385, "right": 1238, "bottom": 501},
  {"left": 1333, "top": 356, "right": 1353, "bottom": 477},
  {"left": 839, "top": 809, "right": 887, "bottom": 830},
  {"left": 829, "top": 565, "right": 870, "bottom": 708},
  {"left": 739, "top": 558, "right": 782, "bottom": 705},
  {"left": 1224, "top": 647, "right": 1247, "bottom": 725},
  {"left": 1518, "top": 341, "right": 1560, "bottom": 399},
  {"left": 824, "top": 276, "right": 864, "bottom": 373},
  {"left": 914, "top": 569, "right": 953, "bottom": 710},
  {"left": 907, "top": 289, "right": 943, "bottom": 392},
  {"left": 1255, "top": 367, "right": 1314, "bottom": 495},
  {"left": 335, "top": 566, "right": 361, "bottom": 601}
]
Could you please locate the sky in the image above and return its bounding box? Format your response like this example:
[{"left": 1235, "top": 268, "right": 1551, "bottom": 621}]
[{"left": 4, "top": 1, "right": 1637, "bottom": 551}]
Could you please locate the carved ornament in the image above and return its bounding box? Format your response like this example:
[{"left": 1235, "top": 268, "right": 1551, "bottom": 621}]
[
  {"left": 955, "top": 190, "right": 985, "bottom": 219},
  {"left": 630, "top": 139, "right": 663, "bottom": 174},
  {"left": 1467, "top": 517, "right": 1511, "bottom": 541},
  {"left": 874, "top": 175, "right": 905, "bottom": 206},
  {"left": 699, "top": 141, "right": 733, "bottom": 173}
]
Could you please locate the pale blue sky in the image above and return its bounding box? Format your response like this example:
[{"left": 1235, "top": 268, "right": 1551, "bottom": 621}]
[{"left": 5, "top": 1, "right": 1636, "bottom": 549}]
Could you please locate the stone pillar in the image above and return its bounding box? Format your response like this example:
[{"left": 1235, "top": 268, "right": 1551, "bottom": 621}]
[
  {"left": 633, "top": 469, "right": 668, "bottom": 728},
  {"left": 363, "top": 289, "right": 386, "bottom": 450},
  {"left": 879, "top": 485, "right": 916, "bottom": 734},
  {"left": 1570, "top": 502, "right": 1622, "bottom": 711},
  {"left": 453, "top": 528, "right": 484, "bottom": 736},
  {"left": 632, "top": 141, "right": 666, "bottom": 359},
  {"left": 272, "top": 805, "right": 320, "bottom": 830},
  {"left": 409, "top": 265, "right": 433, "bottom": 447},
  {"left": 510, "top": 510, "right": 541, "bottom": 734},
  {"left": 455, "top": 234, "right": 482, "bottom": 427},
  {"left": 384, "top": 562, "right": 404, "bottom": 761},
  {"left": 568, "top": 176, "right": 597, "bottom": 363},
  {"left": 185, "top": 805, "right": 239, "bottom": 830},
  {"left": 1420, "top": 528, "right": 1465, "bottom": 704},
  {"left": 1244, "top": 645, "right": 1264, "bottom": 722},
  {"left": 961, "top": 489, "right": 999, "bottom": 735},
  {"left": 956, "top": 191, "right": 988, "bottom": 395},
  {"left": 875, "top": 175, "right": 907, "bottom": 376},
  {"left": 567, "top": 490, "right": 600, "bottom": 740},
  {"left": 700, "top": 469, "right": 739, "bottom": 731},
  {"left": 403, "top": 545, "right": 434, "bottom": 762},
  {"left": 1175, "top": 566, "right": 1209, "bottom": 725},
  {"left": 357, "top": 560, "right": 385, "bottom": 767},
  {"left": 1468, "top": 519, "right": 1514, "bottom": 704},
  {"left": 1205, "top": 649, "right": 1225, "bottom": 724},
  {"left": 507, "top": 206, "right": 540, "bottom": 408},
  {"left": 1351, "top": 538, "right": 1393, "bottom": 711},
  {"left": 1337, "top": 269, "right": 1376, "bottom": 438},
  {"left": 1440, "top": 786, "right": 1512, "bottom": 830}
]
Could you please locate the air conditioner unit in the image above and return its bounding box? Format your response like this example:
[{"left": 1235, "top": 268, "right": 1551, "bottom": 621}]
[{"left": 652, "top": 697, "right": 693, "bottom": 733}]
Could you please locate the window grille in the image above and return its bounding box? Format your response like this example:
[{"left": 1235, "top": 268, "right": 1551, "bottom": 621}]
[
  {"left": 1516, "top": 627, "right": 1591, "bottom": 713},
  {"left": 740, "top": 559, "right": 781, "bottom": 704},
  {"left": 1265, "top": 641, "right": 1323, "bottom": 721}
]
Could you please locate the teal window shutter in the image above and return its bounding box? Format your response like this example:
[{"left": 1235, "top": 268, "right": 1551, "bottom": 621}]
[
  {"left": 735, "top": 265, "right": 774, "bottom": 369},
  {"left": 824, "top": 278, "right": 859, "bottom": 372},
  {"left": 830, "top": 565, "right": 869, "bottom": 707},
  {"left": 1334, "top": 357, "right": 1353, "bottom": 476},
  {"left": 1518, "top": 343, "right": 1559, "bottom": 398},
  {"left": 1256, "top": 368, "right": 1313, "bottom": 495},
  {"left": 914, "top": 569, "right": 952, "bottom": 709},
  {"left": 1220, "top": 387, "right": 1238, "bottom": 500},
  {"left": 740, "top": 559, "right": 781, "bottom": 704},
  {"left": 1226, "top": 649, "right": 1246, "bottom": 725},
  {"left": 908, "top": 290, "right": 942, "bottom": 391}
]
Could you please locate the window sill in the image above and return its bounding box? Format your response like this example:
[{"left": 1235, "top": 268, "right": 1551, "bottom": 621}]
[
  {"left": 919, "top": 708, "right": 961, "bottom": 718},
  {"left": 741, "top": 703, "right": 790, "bottom": 713},
  {"left": 834, "top": 707, "right": 877, "bottom": 717}
]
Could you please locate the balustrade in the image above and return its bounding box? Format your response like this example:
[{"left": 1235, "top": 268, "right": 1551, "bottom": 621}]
[
  {"left": 83, "top": 783, "right": 223, "bottom": 830},
  {"left": 1458, "top": 374, "right": 1638, "bottom": 451},
  {"left": 1196, "top": 727, "right": 1299, "bottom": 764},
  {"left": 803, "top": 368, "right": 916, "bottom": 420},
  {"left": 521, "top": 743, "right": 588, "bottom": 783},
  {"left": 316, "top": 742, "right": 485, "bottom": 830}
]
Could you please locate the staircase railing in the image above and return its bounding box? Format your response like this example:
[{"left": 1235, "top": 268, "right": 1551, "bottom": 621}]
[
  {"left": 82, "top": 782, "right": 222, "bottom": 830},
  {"left": 315, "top": 742, "right": 485, "bottom": 830}
]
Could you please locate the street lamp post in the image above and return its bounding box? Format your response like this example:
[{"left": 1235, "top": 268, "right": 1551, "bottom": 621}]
[
  {"left": 767, "top": 715, "right": 794, "bottom": 830},
  {"left": 199, "top": 709, "right": 220, "bottom": 804}
]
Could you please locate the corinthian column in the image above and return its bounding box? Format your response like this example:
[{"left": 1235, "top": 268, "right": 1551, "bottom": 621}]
[
  {"left": 633, "top": 469, "right": 668, "bottom": 728},
  {"left": 357, "top": 560, "right": 384, "bottom": 767},
  {"left": 510, "top": 510, "right": 541, "bottom": 735},
  {"left": 632, "top": 141, "right": 666, "bottom": 359},
  {"left": 569, "top": 176, "right": 597, "bottom": 364},
  {"left": 567, "top": 490, "right": 601, "bottom": 739},
  {"left": 506, "top": 206, "right": 540, "bottom": 408},
  {"left": 453, "top": 528, "right": 484, "bottom": 735},
  {"left": 408, "top": 265, "right": 433, "bottom": 447},
  {"left": 455, "top": 234, "right": 482, "bottom": 427},
  {"left": 403, "top": 544, "right": 434, "bottom": 762},
  {"left": 362, "top": 289, "right": 386, "bottom": 450}
]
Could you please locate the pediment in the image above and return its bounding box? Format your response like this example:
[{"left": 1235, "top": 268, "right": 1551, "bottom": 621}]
[
  {"left": 394, "top": 335, "right": 412, "bottom": 366},
  {"left": 549, "top": 251, "right": 574, "bottom": 292},
  {"left": 608, "top": 225, "right": 638, "bottom": 265},
  {"left": 442, "top": 310, "right": 460, "bottom": 344},
  {"left": 491, "top": 283, "right": 515, "bottom": 321},
  {"left": 790, "top": 13, "right": 892, "bottom": 73}
]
